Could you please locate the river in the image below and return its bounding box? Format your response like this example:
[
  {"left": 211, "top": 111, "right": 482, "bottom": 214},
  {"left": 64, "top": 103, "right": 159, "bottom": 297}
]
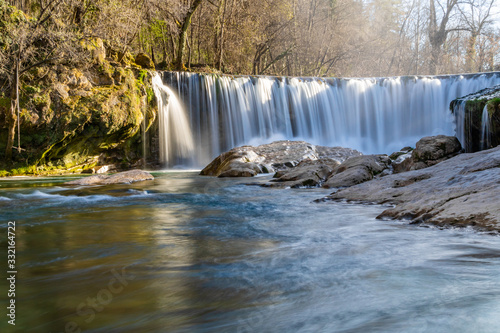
[{"left": 1, "top": 172, "right": 499, "bottom": 332}]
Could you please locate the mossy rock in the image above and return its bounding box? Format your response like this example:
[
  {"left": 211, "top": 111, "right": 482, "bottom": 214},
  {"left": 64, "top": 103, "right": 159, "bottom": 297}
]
[
  {"left": 135, "top": 53, "right": 155, "bottom": 69},
  {"left": 0, "top": 57, "right": 158, "bottom": 175}
]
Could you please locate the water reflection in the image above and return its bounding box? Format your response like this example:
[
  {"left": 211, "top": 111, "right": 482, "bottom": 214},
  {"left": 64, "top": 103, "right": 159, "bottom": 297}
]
[{"left": 0, "top": 172, "right": 499, "bottom": 332}]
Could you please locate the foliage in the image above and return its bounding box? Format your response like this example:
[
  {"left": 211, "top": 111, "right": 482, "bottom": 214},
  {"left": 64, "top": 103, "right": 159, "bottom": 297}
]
[{"left": 0, "top": 0, "right": 499, "bottom": 173}]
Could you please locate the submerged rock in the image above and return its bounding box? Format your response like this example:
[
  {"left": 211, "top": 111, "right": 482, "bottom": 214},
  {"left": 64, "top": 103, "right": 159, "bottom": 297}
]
[
  {"left": 200, "top": 141, "right": 361, "bottom": 178},
  {"left": 65, "top": 170, "right": 154, "bottom": 185},
  {"left": 323, "top": 146, "right": 500, "bottom": 232}
]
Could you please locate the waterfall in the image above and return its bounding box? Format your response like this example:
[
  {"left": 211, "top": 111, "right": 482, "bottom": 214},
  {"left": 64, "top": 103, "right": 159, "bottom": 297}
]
[
  {"left": 152, "top": 73, "right": 195, "bottom": 167},
  {"left": 155, "top": 71, "right": 500, "bottom": 167},
  {"left": 481, "top": 105, "right": 491, "bottom": 150}
]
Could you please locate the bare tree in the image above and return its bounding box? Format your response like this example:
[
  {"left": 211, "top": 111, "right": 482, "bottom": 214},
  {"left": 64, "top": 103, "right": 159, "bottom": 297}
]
[{"left": 457, "top": 0, "right": 495, "bottom": 72}]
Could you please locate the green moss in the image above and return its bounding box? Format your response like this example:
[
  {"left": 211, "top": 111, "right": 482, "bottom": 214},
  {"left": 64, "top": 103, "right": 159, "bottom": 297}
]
[
  {"left": 137, "top": 69, "right": 148, "bottom": 84},
  {"left": 487, "top": 97, "right": 500, "bottom": 116},
  {"left": 1, "top": 52, "right": 157, "bottom": 174},
  {"left": 146, "top": 87, "right": 154, "bottom": 105},
  {"left": 24, "top": 85, "right": 41, "bottom": 94},
  {"left": 9, "top": 165, "right": 36, "bottom": 176},
  {"left": 0, "top": 97, "right": 10, "bottom": 109},
  {"left": 33, "top": 93, "right": 50, "bottom": 109}
]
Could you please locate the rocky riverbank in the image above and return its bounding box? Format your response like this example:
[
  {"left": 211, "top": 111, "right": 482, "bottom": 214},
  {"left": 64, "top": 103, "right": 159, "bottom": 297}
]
[
  {"left": 201, "top": 136, "right": 500, "bottom": 232},
  {"left": 324, "top": 145, "right": 500, "bottom": 232}
]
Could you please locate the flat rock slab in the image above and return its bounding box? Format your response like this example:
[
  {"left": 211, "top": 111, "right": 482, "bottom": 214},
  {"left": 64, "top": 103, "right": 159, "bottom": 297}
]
[
  {"left": 65, "top": 170, "right": 154, "bottom": 185},
  {"left": 323, "top": 146, "right": 500, "bottom": 232}
]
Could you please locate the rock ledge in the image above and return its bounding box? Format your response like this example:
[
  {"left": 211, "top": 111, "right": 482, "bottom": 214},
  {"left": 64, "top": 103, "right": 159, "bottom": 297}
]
[{"left": 324, "top": 146, "right": 500, "bottom": 232}]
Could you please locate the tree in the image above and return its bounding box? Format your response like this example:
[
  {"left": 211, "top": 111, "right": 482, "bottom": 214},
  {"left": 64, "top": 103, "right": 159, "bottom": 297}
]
[
  {"left": 457, "top": 0, "right": 495, "bottom": 72},
  {"left": 0, "top": 0, "right": 83, "bottom": 161},
  {"left": 428, "top": 0, "right": 458, "bottom": 74},
  {"left": 176, "top": 0, "right": 204, "bottom": 70}
]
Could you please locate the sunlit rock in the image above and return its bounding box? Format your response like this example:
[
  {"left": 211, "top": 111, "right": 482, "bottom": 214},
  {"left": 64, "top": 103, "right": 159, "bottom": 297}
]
[
  {"left": 324, "top": 146, "right": 500, "bottom": 232},
  {"left": 65, "top": 170, "right": 154, "bottom": 185},
  {"left": 200, "top": 140, "right": 361, "bottom": 178}
]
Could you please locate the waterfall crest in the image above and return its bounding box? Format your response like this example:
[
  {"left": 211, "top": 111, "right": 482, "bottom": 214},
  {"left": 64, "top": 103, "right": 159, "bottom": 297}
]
[{"left": 156, "top": 72, "right": 500, "bottom": 167}]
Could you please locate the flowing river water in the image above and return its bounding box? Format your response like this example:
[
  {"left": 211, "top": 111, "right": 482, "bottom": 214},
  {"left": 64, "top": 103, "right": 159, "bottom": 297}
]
[{"left": 1, "top": 172, "right": 500, "bottom": 332}]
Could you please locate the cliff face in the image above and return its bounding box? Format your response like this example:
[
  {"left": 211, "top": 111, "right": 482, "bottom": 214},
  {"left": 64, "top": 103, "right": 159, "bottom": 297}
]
[
  {"left": 0, "top": 41, "right": 159, "bottom": 176},
  {"left": 451, "top": 85, "right": 500, "bottom": 152}
]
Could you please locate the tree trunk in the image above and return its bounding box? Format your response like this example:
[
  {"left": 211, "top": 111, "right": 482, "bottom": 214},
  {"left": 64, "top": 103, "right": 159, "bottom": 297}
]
[
  {"left": 176, "top": 0, "right": 204, "bottom": 70},
  {"left": 465, "top": 32, "right": 478, "bottom": 73},
  {"left": 5, "top": 63, "right": 19, "bottom": 162},
  {"left": 428, "top": 0, "right": 457, "bottom": 75},
  {"left": 216, "top": 0, "right": 228, "bottom": 71}
]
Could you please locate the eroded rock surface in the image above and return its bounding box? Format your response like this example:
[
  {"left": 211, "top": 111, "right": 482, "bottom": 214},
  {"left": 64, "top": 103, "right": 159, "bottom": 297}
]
[
  {"left": 324, "top": 146, "right": 500, "bottom": 232},
  {"left": 65, "top": 170, "right": 154, "bottom": 185}
]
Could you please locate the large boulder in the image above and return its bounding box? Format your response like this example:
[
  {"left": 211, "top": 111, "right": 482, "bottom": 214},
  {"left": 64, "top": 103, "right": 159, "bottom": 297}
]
[
  {"left": 323, "top": 155, "right": 391, "bottom": 188},
  {"left": 65, "top": 170, "right": 154, "bottom": 185},
  {"left": 200, "top": 141, "right": 361, "bottom": 178},
  {"left": 392, "top": 135, "right": 461, "bottom": 173},
  {"left": 412, "top": 135, "right": 462, "bottom": 164}
]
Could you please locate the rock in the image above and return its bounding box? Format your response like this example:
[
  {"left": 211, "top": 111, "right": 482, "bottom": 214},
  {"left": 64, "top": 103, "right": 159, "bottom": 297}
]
[
  {"left": 91, "top": 38, "right": 106, "bottom": 64},
  {"left": 81, "top": 165, "right": 116, "bottom": 174},
  {"left": 451, "top": 84, "right": 500, "bottom": 152},
  {"left": 135, "top": 53, "right": 155, "bottom": 69},
  {"left": 265, "top": 159, "right": 340, "bottom": 188},
  {"left": 323, "top": 155, "right": 391, "bottom": 188},
  {"left": 323, "top": 146, "right": 500, "bottom": 232},
  {"left": 389, "top": 146, "right": 412, "bottom": 160},
  {"left": 392, "top": 135, "right": 461, "bottom": 173},
  {"left": 54, "top": 83, "right": 69, "bottom": 99},
  {"left": 98, "top": 72, "right": 114, "bottom": 86},
  {"left": 219, "top": 161, "right": 261, "bottom": 177},
  {"left": 200, "top": 141, "right": 361, "bottom": 178},
  {"left": 412, "top": 135, "right": 462, "bottom": 163},
  {"left": 324, "top": 166, "right": 372, "bottom": 188},
  {"left": 390, "top": 147, "right": 413, "bottom": 174},
  {"left": 65, "top": 170, "right": 154, "bottom": 185}
]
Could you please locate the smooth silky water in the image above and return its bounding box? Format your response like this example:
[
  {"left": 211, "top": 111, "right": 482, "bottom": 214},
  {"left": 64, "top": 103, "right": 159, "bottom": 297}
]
[
  {"left": 157, "top": 72, "right": 500, "bottom": 167},
  {"left": 1, "top": 173, "right": 500, "bottom": 333}
]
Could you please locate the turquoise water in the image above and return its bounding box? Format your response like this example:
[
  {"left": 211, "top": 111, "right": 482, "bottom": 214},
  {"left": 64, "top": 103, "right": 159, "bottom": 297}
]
[{"left": 1, "top": 172, "right": 500, "bottom": 332}]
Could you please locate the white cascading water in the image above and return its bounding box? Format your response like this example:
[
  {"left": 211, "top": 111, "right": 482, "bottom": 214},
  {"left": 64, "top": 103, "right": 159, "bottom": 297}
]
[
  {"left": 481, "top": 105, "right": 491, "bottom": 150},
  {"left": 154, "top": 72, "right": 500, "bottom": 167},
  {"left": 152, "top": 73, "right": 195, "bottom": 166},
  {"left": 451, "top": 83, "right": 500, "bottom": 152}
]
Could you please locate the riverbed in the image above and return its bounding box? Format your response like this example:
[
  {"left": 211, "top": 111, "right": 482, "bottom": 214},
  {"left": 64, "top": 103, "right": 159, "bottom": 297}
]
[{"left": 1, "top": 172, "right": 499, "bottom": 332}]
